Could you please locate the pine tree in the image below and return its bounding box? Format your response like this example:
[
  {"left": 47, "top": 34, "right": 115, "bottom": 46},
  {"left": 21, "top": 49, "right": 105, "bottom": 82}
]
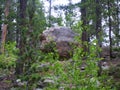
[
  {"left": 95, "top": 0, "right": 102, "bottom": 48},
  {"left": 108, "top": 0, "right": 112, "bottom": 58},
  {"left": 15, "top": 0, "right": 28, "bottom": 75},
  {"left": 81, "top": 0, "right": 88, "bottom": 55}
]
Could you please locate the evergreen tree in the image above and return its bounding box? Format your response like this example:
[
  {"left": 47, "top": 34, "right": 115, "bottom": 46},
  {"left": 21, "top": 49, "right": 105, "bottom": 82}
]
[
  {"left": 0, "top": 0, "right": 4, "bottom": 40},
  {"left": 108, "top": 0, "right": 112, "bottom": 58},
  {"left": 95, "top": 0, "right": 102, "bottom": 48},
  {"left": 81, "top": 0, "right": 88, "bottom": 54},
  {"left": 15, "top": 0, "right": 28, "bottom": 75},
  {"left": 15, "top": 0, "right": 46, "bottom": 75},
  {"left": 112, "top": 0, "right": 120, "bottom": 46}
]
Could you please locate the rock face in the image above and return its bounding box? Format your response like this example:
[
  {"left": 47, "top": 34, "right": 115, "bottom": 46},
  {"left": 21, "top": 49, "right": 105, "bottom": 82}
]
[{"left": 40, "top": 27, "right": 78, "bottom": 59}]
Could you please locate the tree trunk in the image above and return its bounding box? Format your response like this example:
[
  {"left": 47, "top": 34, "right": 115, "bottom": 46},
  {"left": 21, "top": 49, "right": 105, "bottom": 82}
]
[
  {"left": 0, "top": 7, "right": 3, "bottom": 40},
  {"left": 95, "top": 0, "right": 102, "bottom": 57},
  {"left": 15, "top": 0, "right": 27, "bottom": 75},
  {"left": 25, "top": 0, "right": 36, "bottom": 72},
  {"left": 49, "top": 0, "right": 52, "bottom": 27},
  {"left": 81, "top": 0, "right": 88, "bottom": 56},
  {"left": 116, "top": 0, "right": 119, "bottom": 46},
  {"left": 95, "top": 0, "right": 102, "bottom": 47},
  {"left": 108, "top": 0, "right": 112, "bottom": 59},
  {"left": 1, "top": 0, "right": 10, "bottom": 53}
]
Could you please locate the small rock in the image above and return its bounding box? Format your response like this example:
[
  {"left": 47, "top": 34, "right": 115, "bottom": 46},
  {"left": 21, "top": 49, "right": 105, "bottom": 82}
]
[
  {"left": 17, "top": 81, "right": 27, "bottom": 86},
  {"left": 16, "top": 79, "right": 21, "bottom": 83},
  {"left": 37, "top": 76, "right": 58, "bottom": 88},
  {"left": 101, "top": 62, "right": 110, "bottom": 70},
  {"left": 59, "top": 86, "right": 64, "bottom": 90},
  {"left": 37, "top": 63, "right": 50, "bottom": 72},
  {"left": 43, "top": 79, "right": 55, "bottom": 84},
  {"left": 16, "top": 79, "right": 27, "bottom": 87},
  {"left": 35, "top": 88, "right": 43, "bottom": 90}
]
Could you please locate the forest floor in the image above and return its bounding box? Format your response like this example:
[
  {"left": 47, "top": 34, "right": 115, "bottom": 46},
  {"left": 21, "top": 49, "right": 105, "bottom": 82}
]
[
  {"left": 0, "top": 74, "right": 15, "bottom": 90},
  {"left": 101, "top": 47, "right": 120, "bottom": 67},
  {"left": 0, "top": 47, "right": 120, "bottom": 90}
]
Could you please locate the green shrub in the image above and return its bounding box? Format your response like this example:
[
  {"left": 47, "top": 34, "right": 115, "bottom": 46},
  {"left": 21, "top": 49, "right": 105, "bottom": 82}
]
[{"left": 0, "top": 42, "right": 18, "bottom": 69}]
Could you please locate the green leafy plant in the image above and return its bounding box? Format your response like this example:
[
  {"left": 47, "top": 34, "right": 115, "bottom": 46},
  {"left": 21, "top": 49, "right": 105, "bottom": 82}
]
[{"left": 0, "top": 42, "right": 18, "bottom": 69}]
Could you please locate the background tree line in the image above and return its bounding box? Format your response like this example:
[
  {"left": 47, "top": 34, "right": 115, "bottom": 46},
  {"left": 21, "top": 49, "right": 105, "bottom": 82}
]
[{"left": 49, "top": 0, "right": 120, "bottom": 57}]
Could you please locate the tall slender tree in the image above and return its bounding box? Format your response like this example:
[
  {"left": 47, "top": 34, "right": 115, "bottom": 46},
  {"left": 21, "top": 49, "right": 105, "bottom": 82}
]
[
  {"left": 15, "top": 0, "right": 28, "bottom": 75},
  {"left": 95, "top": 0, "right": 102, "bottom": 57},
  {"left": 81, "top": 0, "right": 88, "bottom": 55},
  {"left": 0, "top": 1, "right": 4, "bottom": 39},
  {"left": 108, "top": 0, "right": 112, "bottom": 58},
  {"left": 48, "top": 0, "right": 52, "bottom": 27},
  {"left": 114, "top": 0, "right": 120, "bottom": 46},
  {"left": 1, "top": 0, "right": 10, "bottom": 53},
  {"left": 64, "top": 0, "right": 74, "bottom": 27},
  {"left": 95, "top": 0, "right": 102, "bottom": 47}
]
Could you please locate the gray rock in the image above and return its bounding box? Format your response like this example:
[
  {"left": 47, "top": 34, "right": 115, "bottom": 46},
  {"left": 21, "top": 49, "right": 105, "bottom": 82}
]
[
  {"left": 40, "top": 26, "right": 79, "bottom": 59},
  {"left": 42, "top": 27, "right": 77, "bottom": 42},
  {"left": 37, "top": 76, "right": 58, "bottom": 88},
  {"left": 16, "top": 79, "right": 27, "bottom": 87},
  {"left": 37, "top": 63, "right": 50, "bottom": 72},
  {"left": 101, "top": 62, "right": 110, "bottom": 70},
  {"left": 43, "top": 79, "right": 55, "bottom": 84},
  {"left": 16, "top": 79, "right": 21, "bottom": 83},
  {"left": 35, "top": 88, "right": 43, "bottom": 90},
  {"left": 59, "top": 86, "right": 65, "bottom": 90}
]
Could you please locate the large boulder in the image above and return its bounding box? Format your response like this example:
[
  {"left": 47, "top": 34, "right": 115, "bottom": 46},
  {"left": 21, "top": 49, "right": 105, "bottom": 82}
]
[{"left": 40, "top": 27, "right": 78, "bottom": 59}]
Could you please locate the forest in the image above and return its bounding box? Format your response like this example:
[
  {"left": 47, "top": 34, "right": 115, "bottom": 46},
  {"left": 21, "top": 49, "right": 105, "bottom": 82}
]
[{"left": 0, "top": 0, "right": 120, "bottom": 90}]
